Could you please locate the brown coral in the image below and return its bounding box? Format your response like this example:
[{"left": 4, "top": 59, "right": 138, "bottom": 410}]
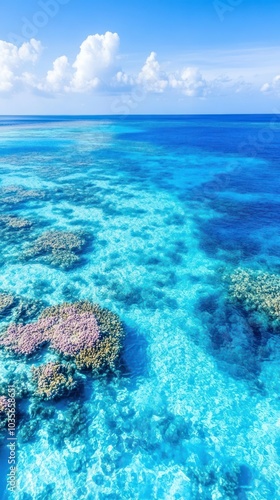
[
  {"left": 31, "top": 362, "right": 78, "bottom": 400},
  {"left": 23, "top": 230, "right": 85, "bottom": 269},
  {"left": 75, "top": 333, "right": 122, "bottom": 371},
  {"left": 228, "top": 268, "right": 280, "bottom": 322}
]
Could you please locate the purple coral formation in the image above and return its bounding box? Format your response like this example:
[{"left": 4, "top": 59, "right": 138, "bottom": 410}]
[
  {"left": 0, "top": 301, "right": 124, "bottom": 373},
  {"left": 0, "top": 303, "right": 100, "bottom": 357},
  {"left": 0, "top": 317, "right": 55, "bottom": 355},
  {"left": 50, "top": 312, "right": 100, "bottom": 356}
]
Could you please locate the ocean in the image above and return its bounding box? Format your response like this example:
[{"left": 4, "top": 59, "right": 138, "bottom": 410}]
[{"left": 0, "top": 115, "right": 279, "bottom": 499}]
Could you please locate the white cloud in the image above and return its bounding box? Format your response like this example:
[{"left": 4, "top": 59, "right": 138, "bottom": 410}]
[
  {"left": 43, "top": 56, "right": 70, "bottom": 92},
  {"left": 137, "top": 52, "right": 168, "bottom": 93},
  {"left": 69, "top": 32, "right": 120, "bottom": 91},
  {"left": 169, "top": 67, "right": 208, "bottom": 97},
  {"left": 114, "top": 71, "right": 134, "bottom": 87},
  {"left": 0, "top": 33, "right": 262, "bottom": 103},
  {"left": 261, "top": 75, "right": 280, "bottom": 95},
  {"left": 0, "top": 38, "right": 41, "bottom": 92}
]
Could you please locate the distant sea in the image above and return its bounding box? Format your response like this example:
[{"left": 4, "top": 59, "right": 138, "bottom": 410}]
[{"left": 0, "top": 115, "right": 280, "bottom": 499}]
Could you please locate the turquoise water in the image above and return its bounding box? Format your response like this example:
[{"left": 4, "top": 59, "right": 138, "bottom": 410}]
[{"left": 0, "top": 115, "right": 280, "bottom": 499}]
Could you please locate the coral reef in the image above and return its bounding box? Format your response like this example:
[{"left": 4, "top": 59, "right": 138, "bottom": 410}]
[
  {"left": 0, "top": 317, "right": 54, "bottom": 355},
  {"left": 50, "top": 311, "right": 100, "bottom": 356},
  {"left": 48, "top": 249, "right": 80, "bottom": 268},
  {"left": 32, "top": 362, "right": 78, "bottom": 400},
  {"left": 41, "top": 301, "right": 124, "bottom": 370},
  {"left": 18, "top": 403, "right": 55, "bottom": 443},
  {"left": 0, "top": 293, "right": 14, "bottom": 314},
  {"left": 227, "top": 268, "right": 280, "bottom": 324},
  {"left": 23, "top": 230, "right": 85, "bottom": 269},
  {"left": 0, "top": 301, "right": 124, "bottom": 371},
  {"left": 40, "top": 301, "right": 124, "bottom": 338},
  {"left": 0, "top": 291, "right": 45, "bottom": 324},
  {"left": 0, "top": 215, "right": 32, "bottom": 229},
  {"left": 48, "top": 401, "right": 88, "bottom": 448},
  {"left": 12, "top": 296, "right": 45, "bottom": 323},
  {"left": 0, "top": 185, "right": 45, "bottom": 204},
  {"left": 75, "top": 334, "right": 122, "bottom": 371}
]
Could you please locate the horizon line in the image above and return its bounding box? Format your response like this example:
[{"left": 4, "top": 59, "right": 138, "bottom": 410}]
[{"left": 0, "top": 113, "right": 277, "bottom": 117}]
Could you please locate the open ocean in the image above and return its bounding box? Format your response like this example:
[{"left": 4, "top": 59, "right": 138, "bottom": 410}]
[{"left": 0, "top": 115, "right": 280, "bottom": 499}]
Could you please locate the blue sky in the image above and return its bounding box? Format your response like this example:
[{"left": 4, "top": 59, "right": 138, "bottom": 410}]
[{"left": 0, "top": 0, "right": 280, "bottom": 114}]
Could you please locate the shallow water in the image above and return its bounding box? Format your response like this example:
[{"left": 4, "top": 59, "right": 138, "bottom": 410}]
[{"left": 0, "top": 115, "right": 280, "bottom": 499}]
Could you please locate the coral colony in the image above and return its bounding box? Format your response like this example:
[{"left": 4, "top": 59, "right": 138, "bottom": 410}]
[
  {"left": 0, "top": 216, "right": 32, "bottom": 229},
  {"left": 23, "top": 230, "right": 85, "bottom": 268},
  {"left": 31, "top": 362, "right": 78, "bottom": 400},
  {"left": 228, "top": 268, "right": 280, "bottom": 325},
  {"left": 0, "top": 300, "right": 125, "bottom": 402},
  {"left": 0, "top": 185, "right": 45, "bottom": 205}
]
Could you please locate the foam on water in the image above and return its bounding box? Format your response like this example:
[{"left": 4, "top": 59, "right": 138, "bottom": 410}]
[{"left": 0, "top": 116, "right": 279, "bottom": 499}]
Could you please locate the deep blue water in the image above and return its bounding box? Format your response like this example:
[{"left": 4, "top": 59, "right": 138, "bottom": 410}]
[{"left": 0, "top": 115, "right": 280, "bottom": 499}]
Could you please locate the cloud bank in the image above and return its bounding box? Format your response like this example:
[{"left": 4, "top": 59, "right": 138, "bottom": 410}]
[{"left": 0, "top": 31, "right": 271, "bottom": 101}]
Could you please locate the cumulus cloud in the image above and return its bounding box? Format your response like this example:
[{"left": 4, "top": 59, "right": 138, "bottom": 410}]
[
  {"left": 261, "top": 75, "right": 280, "bottom": 95},
  {"left": 112, "top": 53, "right": 209, "bottom": 97},
  {"left": 70, "top": 32, "right": 120, "bottom": 91},
  {"left": 137, "top": 52, "right": 168, "bottom": 93},
  {"left": 0, "top": 38, "right": 41, "bottom": 92},
  {"left": 0, "top": 32, "right": 120, "bottom": 95},
  {"left": 44, "top": 55, "right": 71, "bottom": 92}
]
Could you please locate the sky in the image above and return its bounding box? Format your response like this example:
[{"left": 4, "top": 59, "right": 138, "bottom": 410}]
[{"left": 0, "top": 0, "right": 280, "bottom": 114}]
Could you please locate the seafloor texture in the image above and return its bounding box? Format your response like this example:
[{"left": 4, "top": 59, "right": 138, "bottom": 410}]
[{"left": 0, "top": 115, "right": 280, "bottom": 500}]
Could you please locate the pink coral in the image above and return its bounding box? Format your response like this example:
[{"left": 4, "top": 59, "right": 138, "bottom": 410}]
[
  {"left": 49, "top": 312, "right": 100, "bottom": 356},
  {"left": 0, "top": 301, "right": 123, "bottom": 370},
  {"left": 0, "top": 396, "right": 8, "bottom": 413},
  {"left": 0, "top": 304, "right": 100, "bottom": 357},
  {"left": 0, "top": 317, "right": 55, "bottom": 355}
]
